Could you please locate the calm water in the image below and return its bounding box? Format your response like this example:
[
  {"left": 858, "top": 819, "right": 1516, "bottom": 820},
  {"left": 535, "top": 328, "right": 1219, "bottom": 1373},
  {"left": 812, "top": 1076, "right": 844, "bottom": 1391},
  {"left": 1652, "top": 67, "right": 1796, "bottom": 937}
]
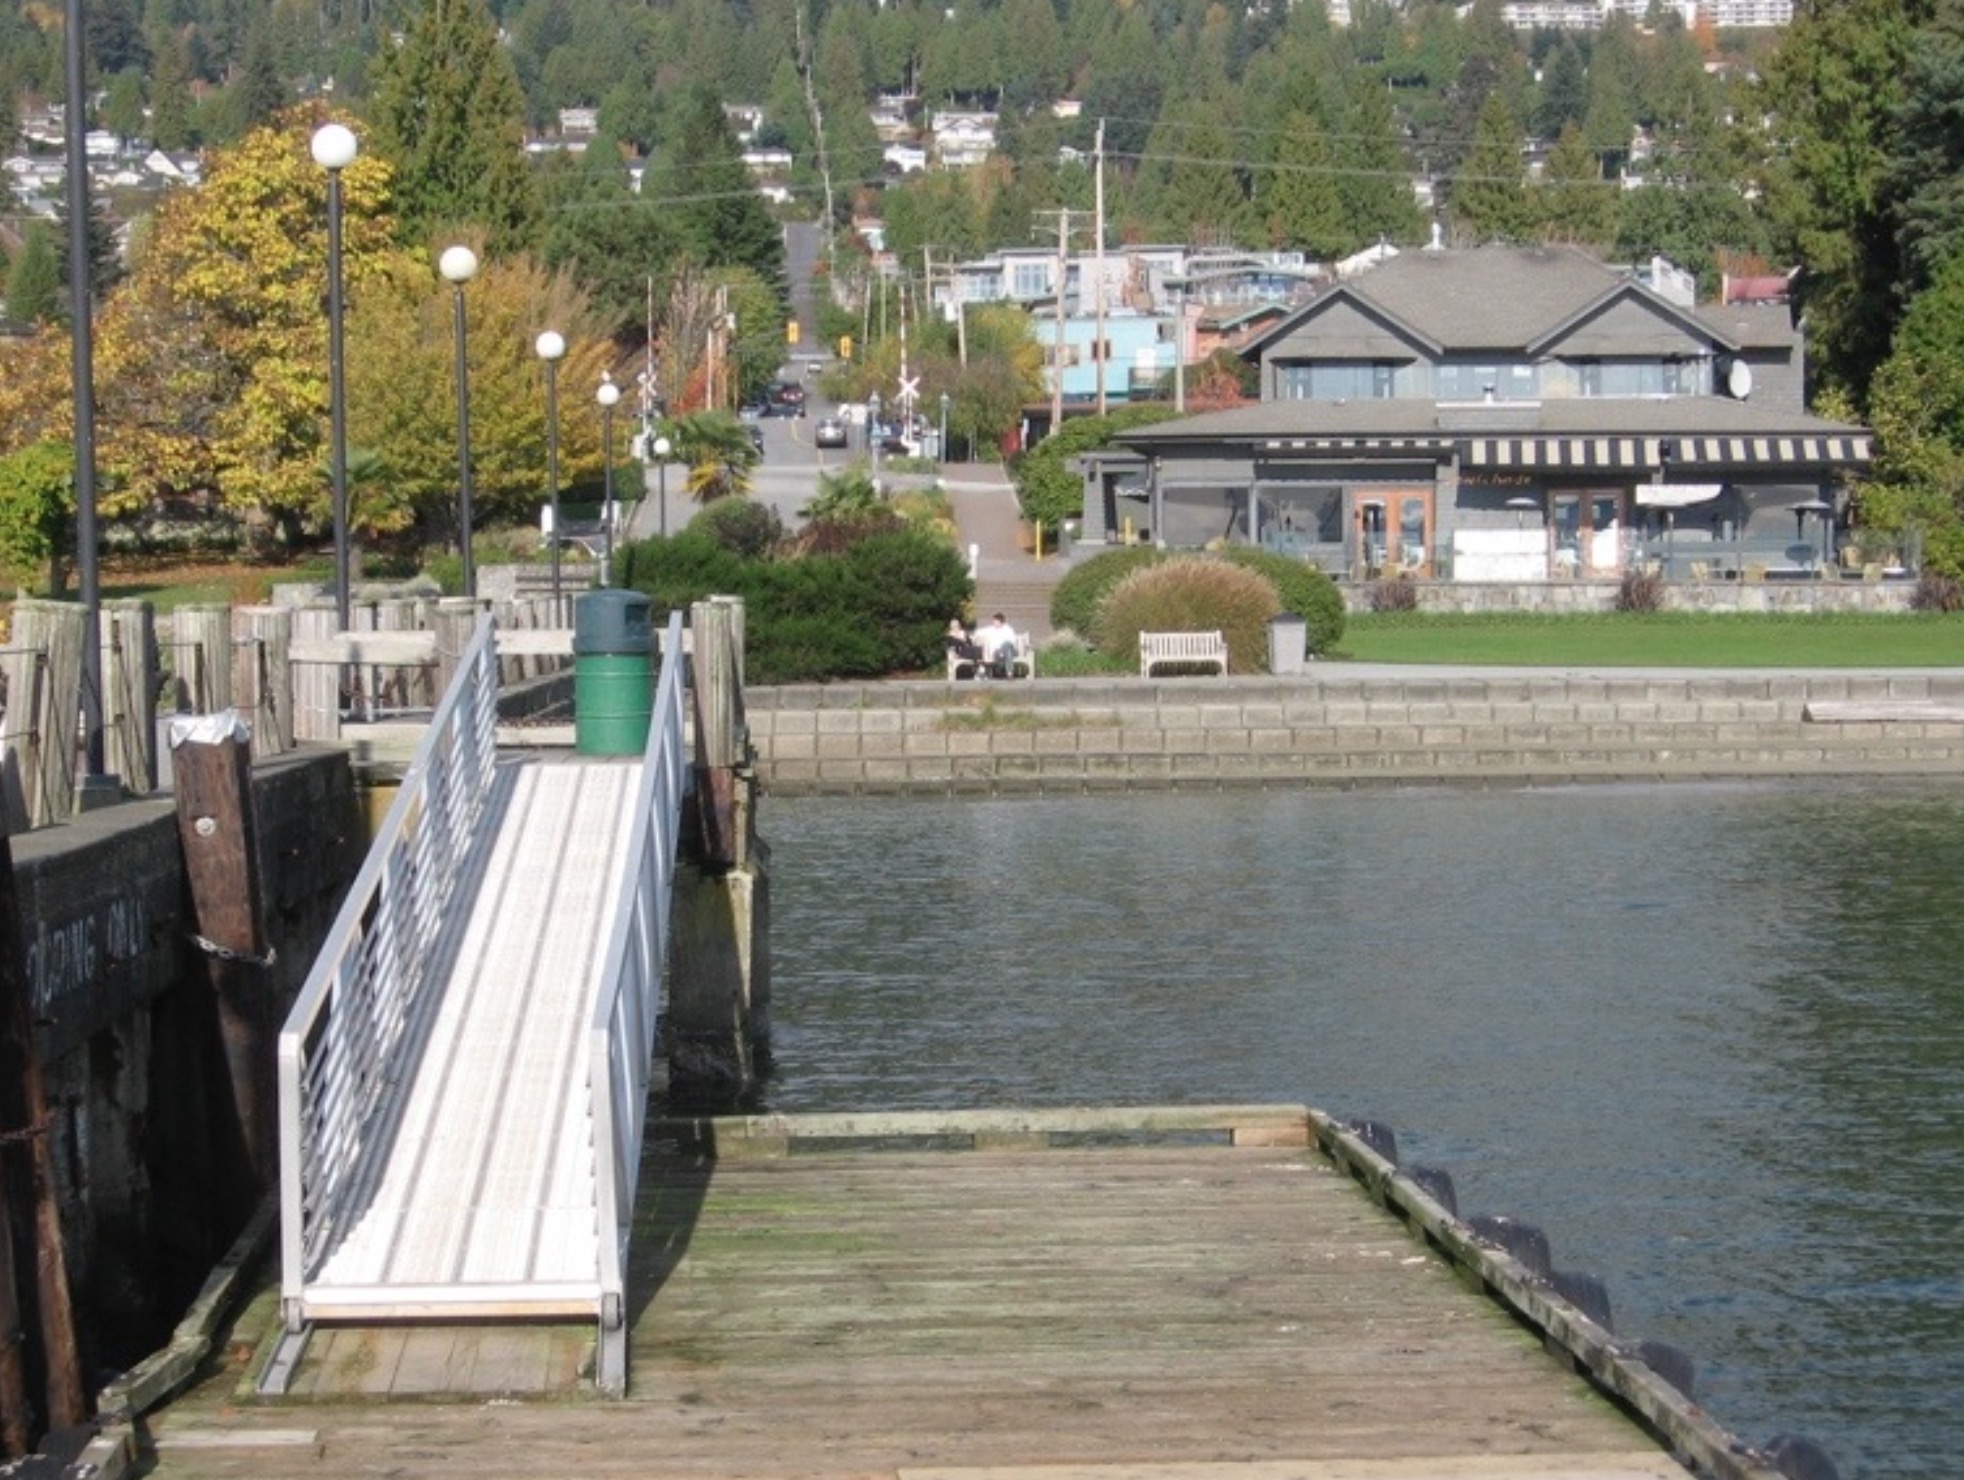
[{"left": 755, "top": 780, "right": 1964, "bottom": 1480}]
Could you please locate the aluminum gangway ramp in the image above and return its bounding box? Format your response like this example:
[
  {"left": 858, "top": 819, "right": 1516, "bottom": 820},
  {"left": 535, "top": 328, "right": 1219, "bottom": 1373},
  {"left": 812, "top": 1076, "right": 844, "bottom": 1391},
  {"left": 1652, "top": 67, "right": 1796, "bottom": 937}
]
[{"left": 269, "top": 611, "right": 688, "bottom": 1394}]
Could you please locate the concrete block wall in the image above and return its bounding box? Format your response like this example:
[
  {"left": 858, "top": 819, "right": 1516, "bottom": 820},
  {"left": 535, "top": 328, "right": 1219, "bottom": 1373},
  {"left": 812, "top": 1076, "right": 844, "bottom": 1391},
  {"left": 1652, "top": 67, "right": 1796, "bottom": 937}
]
[{"left": 748, "top": 673, "right": 1964, "bottom": 794}]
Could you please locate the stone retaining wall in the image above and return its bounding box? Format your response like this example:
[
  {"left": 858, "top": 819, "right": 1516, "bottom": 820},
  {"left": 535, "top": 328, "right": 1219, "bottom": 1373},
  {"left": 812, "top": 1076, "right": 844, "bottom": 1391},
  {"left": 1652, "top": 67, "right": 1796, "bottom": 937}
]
[{"left": 749, "top": 672, "right": 1964, "bottom": 793}]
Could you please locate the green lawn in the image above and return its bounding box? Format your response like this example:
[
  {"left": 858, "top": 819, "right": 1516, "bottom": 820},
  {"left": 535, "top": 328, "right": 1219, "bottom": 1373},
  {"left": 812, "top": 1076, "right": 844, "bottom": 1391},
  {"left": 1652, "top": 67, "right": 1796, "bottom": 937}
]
[{"left": 1331, "top": 611, "right": 1964, "bottom": 666}]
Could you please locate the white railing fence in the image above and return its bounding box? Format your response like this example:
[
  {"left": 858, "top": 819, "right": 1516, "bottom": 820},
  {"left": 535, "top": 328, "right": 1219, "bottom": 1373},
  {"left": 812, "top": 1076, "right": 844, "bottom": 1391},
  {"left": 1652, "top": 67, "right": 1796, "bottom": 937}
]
[
  {"left": 275, "top": 613, "right": 501, "bottom": 1330},
  {"left": 589, "top": 608, "right": 688, "bottom": 1394}
]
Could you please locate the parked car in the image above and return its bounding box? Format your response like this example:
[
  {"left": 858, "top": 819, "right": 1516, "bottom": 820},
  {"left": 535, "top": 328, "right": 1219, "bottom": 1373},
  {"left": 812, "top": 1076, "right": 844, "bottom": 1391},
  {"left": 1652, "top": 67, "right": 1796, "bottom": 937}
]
[{"left": 814, "top": 417, "right": 848, "bottom": 449}]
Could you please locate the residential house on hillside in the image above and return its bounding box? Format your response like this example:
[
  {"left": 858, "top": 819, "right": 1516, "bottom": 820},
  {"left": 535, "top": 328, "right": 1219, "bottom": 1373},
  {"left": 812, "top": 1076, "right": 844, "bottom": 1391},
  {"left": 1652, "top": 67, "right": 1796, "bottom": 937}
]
[{"left": 1090, "top": 244, "right": 1871, "bottom": 582}]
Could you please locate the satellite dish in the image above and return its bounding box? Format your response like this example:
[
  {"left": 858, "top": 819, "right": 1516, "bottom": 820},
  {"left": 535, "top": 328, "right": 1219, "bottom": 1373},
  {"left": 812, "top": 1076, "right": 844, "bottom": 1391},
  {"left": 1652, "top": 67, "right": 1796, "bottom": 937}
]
[{"left": 1726, "top": 359, "right": 1754, "bottom": 399}]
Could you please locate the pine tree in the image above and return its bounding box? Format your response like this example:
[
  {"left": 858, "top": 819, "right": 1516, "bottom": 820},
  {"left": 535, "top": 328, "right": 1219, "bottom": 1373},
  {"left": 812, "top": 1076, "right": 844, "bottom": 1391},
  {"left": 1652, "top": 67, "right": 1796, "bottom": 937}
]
[
  {"left": 226, "top": 15, "right": 288, "bottom": 138},
  {"left": 1262, "top": 110, "right": 1351, "bottom": 259},
  {"left": 5, "top": 225, "right": 63, "bottom": 327},
  {"left": 369, "top": 0, "right": 542, "bottom": 255},
  {"left": 1450, "top": 94, "right": 1531, "bottom": 244},
  {"left": 1337, "top": 78, "right": 1425, "bottom": 248},
  {"left": 651, "top": 87, "right": 785, "bottom": 301},
  {"left": 1535, "top": 122, "right": 1616, "bottom": 247},
  {"left": 147, "top": 26, "right": 197, "bottom": 152}
]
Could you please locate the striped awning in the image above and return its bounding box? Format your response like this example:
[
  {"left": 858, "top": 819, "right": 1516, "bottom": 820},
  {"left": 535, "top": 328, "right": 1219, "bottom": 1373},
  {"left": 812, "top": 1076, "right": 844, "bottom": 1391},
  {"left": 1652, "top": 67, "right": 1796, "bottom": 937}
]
[
  {"left": 1464, "top": 433, "right": 1871, "bottom": 469},
  {"left": 1261, "top": 436, "right": 1454, "bottom": 454}
]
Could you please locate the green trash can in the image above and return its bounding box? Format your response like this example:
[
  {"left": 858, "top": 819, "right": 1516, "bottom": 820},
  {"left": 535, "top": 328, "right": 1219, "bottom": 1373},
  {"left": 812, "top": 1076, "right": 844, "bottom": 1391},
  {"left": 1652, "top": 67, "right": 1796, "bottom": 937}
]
[{"left": 573, "top": 590, "right": 655, "bottom": 755}]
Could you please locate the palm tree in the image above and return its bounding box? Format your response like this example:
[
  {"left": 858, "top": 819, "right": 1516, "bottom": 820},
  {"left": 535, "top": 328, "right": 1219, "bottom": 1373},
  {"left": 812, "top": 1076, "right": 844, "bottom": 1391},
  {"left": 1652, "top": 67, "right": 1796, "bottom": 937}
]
[{"left": 672, "top": 410, "right": 759, "bottom": 504}]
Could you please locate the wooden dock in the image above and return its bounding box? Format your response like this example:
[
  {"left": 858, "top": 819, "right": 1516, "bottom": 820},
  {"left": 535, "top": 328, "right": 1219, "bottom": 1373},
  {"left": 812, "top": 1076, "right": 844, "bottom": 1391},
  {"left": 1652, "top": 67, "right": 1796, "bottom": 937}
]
[{"left": 130, "top": 1107, "right": 1718, "bottom": 1480}]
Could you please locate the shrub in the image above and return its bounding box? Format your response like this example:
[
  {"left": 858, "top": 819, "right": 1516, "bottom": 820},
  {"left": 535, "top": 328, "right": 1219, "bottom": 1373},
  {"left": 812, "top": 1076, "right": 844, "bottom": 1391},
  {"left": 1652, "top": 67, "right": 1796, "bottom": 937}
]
[
  {"left": 1369, "top": 575, "right": 1420, "bottom": 613},
  {"left": 1218, "top": 547, "right": 1347, "bottom": 654},
  {"left": 1092, "top": 557, "right": 1281, "bottom": 673},
  {"left": 1050, "top": 545, "right": 1165, "bottom": 637},
  {"left": 803, "top": 466, "right": 884, "bottom": 522},
  {"left": 620, "top": 523, "right": 971, "bottom": 684},
  {"left": 794, "top": 508, "right": 906, "bottom": 556},
  {"left": 1911, "top": 572, "right": 1964, "bottom": 612},
  {"left": 1012, "top": 406, "right": 1179, "bottom": 529},
  {"left": 691, "top": 497, "right": 784, "bottom": 560},
  {"left": 1616, "top": 566, "right": 1667, "bottom": 613}
]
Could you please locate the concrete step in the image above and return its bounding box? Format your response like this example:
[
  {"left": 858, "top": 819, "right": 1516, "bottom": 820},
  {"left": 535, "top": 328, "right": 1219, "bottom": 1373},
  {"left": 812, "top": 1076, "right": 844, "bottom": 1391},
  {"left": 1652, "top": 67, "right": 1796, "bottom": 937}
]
[{"left": 973, "top": 580, "right": 1061, "bottom": 638}]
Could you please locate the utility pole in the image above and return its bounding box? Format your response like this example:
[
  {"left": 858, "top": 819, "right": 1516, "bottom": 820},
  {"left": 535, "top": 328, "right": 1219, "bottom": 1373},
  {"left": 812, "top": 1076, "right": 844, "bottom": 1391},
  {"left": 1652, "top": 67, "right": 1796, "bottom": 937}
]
[
  {"left": 1033, "top": 207, "right": 1080, "bottom": 441},
  {"left": 1095, "top": 119, "right": 1108, "bottom": 415},
  {"left": 794, "top": 0, "right": 837, "bottom": 281}
]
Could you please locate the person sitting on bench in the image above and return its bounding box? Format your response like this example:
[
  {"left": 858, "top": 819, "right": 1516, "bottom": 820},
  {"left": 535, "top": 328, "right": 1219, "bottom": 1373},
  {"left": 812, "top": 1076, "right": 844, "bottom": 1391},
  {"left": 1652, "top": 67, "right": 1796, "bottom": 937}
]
[
  {"left": 972, "top": 613, "right": 1019, "bottom": 677},
  {"left": 945, "top": 619, "right": 982, "bottom": 666}
]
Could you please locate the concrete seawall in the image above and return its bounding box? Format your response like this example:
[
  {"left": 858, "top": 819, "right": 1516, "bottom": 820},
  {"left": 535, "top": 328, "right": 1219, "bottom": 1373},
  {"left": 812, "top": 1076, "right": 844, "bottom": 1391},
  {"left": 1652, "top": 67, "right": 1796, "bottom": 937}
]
[{"left": 749, "top": 669, "right": 1964, "bottom": 793}]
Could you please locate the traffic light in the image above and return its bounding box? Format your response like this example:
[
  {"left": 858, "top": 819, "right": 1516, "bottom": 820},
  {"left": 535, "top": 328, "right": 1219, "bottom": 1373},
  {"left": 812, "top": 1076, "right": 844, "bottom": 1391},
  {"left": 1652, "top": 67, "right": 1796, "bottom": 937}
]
[
  {"left": 787, "top": 319, "right": 800, "bottom": 344},
  {"left": 838, "top": 334, "right": 853, "bottom": 360}
]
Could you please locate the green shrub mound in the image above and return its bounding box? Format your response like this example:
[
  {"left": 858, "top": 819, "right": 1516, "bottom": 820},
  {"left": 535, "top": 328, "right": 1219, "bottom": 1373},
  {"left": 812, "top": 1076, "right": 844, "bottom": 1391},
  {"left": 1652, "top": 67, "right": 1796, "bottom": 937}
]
[
  {"left": 1092, "top": 558, "right": 1281, "bottom": 673},
  {"left": 619, "top": 524, "right": 970, "bottom": 684},
  {"left": 691, "top": 497, "right": 784, "bottom": 560},
  {"left": 1050, "top": 545, "right": 1165, "bottom": 637},
  {"left": 1217, "top": 546, "right": 1347, "bottom": 653}
]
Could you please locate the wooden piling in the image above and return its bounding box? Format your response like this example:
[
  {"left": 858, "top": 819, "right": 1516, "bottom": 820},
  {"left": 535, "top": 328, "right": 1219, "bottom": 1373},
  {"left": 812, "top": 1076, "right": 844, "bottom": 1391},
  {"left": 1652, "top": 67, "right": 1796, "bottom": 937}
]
[
  {"left": 103, "top": 598, "right": 158, "bottom": 793},
  {"left": 231, "top": 606, "right": 293, "bottom": 757},
  {"left": 0, "top": 829, "right": 85, "bottom": 1439},
  {"left": 6, "top": 601, "right": 83, "bottom": 827},
  {"left": 169, "top": 714, "right": 276, "bottom": 1199},
  {"left": 170, "top": 605, "right": 233, "bottom": 715}
]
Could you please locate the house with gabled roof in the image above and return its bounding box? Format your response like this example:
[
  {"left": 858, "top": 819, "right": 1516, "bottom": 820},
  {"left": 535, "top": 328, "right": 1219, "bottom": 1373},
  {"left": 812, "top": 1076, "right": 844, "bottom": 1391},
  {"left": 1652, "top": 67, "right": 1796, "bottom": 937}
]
[{"left": 1090, "top": 244, "right": 1873, "bottom": 584}]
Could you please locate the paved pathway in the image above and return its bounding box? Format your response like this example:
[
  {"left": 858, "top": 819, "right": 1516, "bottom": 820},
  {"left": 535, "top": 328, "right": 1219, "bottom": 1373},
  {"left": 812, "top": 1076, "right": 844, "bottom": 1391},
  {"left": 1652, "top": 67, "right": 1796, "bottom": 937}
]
[{"left": 941, "top": 461, "right": 1068, "bottom": 638}]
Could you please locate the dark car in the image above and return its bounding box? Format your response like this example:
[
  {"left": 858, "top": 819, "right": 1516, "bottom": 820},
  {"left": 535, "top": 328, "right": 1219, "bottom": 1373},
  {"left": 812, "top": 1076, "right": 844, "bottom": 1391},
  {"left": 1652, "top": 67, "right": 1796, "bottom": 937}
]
[{"left": 765, "top": 381, "right": 807, "bottom": 414}]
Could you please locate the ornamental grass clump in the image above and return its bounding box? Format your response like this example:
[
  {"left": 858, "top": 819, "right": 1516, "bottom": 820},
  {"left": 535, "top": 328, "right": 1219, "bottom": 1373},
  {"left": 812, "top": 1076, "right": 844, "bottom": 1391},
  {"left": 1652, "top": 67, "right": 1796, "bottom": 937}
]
[
  {"left": 1049, "top": 545, "right": 1164, "bottom": 638},
  {"left": 1092, "top": 557, "right": 1281, "bottom": 673}
]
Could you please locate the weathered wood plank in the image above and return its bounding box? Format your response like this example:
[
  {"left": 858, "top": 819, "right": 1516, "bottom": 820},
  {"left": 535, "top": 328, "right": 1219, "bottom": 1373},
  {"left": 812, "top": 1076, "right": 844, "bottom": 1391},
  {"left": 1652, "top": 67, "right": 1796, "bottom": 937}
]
[{"left": 133, "top": 1126, "right": 1725, "bottom": 1480}]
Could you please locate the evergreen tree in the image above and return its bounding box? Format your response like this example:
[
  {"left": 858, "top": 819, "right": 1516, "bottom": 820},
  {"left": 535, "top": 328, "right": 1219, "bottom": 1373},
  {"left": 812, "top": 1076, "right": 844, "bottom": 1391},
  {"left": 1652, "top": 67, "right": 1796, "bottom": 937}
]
[
  {"left": 1862, "top": 246, "right": 1964, "bottom": 578},
  {"left": 5, "top": 225, "right": 63, "bottom": 327},
  {"left": 1144, "top": 97, "right": 1249, "bottom": 247},
  {"left": 1337, "top": 76, "right": 1426, "bottom": 248},
  {"left": 1535, "top": 121, "right": 1616, "bottom": 246},
  {"left": 225, "top": 14, "right": 288, "bottom": 138},
  {"left": 1887, "top": 2, "right": 1964, "bottom": 304},
  {"left": 1449, "top": 93, "right": 1531, "bottom": 244},
  {"left": 369, "top": 0, "right": 542, "bottom": 254},
  {"left": 651, "top": 87, "right": 785, "bottom": 302},
  {"left": 148, "top": 25, "right": 197, "bottom": 151},
  {"left": 86, "top": 0, "right": 148, "bottom": 76},
  {"left": 540, "top": 144, "right": 684, "bottom": 337},
  {"left": 103, "top": 67, "right": 147, "bottom": 146},
  {"left": 1261, "top": 110, "right": 1350, "bottom": 258},
  {"left": 52, "top": 189, "right": 122, "bottom": 307},
  {"left": 1534, "top": 38, "right": 1589, "bottom": 142},
  {"left": 1763, "top": 0, "right": 1927, "bottom": 404}
]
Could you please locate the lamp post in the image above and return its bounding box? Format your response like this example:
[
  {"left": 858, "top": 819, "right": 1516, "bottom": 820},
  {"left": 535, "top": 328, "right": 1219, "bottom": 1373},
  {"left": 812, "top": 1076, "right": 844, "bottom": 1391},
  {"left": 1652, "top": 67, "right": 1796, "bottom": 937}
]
[
  {"left": 868, "top": 390, "right": 883, "bottom": 495},
  {"left": 312, "top": 122, "right": 358, "bottom": 629},
  {"left": 597, "top": 372, "right": 621, "bottom": 585},
  {"left": 653, "top": 434, "right": 672, "bottom": 538},
  {"left": 439, "top": 244, "right": 479, "bottom": 597},
  {"left": 939, "top": 391, "right": 951, "bottom": 465},
  {"left": 536, "top": 330, "right": 566, "bottom": 613}
]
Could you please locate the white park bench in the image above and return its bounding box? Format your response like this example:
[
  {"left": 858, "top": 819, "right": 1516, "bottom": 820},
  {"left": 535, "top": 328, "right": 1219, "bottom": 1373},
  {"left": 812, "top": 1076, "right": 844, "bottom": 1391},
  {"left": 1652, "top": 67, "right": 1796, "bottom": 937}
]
[
  {"left": 949, "top": 630, "right": 1035, "bottom": 681},
  {"left": 1139, "top": 630, "right": 1228, "bottom": 677}
]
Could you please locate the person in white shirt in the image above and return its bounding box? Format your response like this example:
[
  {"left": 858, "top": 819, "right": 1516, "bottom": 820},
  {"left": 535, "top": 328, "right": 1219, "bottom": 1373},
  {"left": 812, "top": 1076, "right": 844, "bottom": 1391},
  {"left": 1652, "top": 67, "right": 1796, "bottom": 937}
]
[{"left": 972, "top": 613, "right": 1019, "bottom": 677}]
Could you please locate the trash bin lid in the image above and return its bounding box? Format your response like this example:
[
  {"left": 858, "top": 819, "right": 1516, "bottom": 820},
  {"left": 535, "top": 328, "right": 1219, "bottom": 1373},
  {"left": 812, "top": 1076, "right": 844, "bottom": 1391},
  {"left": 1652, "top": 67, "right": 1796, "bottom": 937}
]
[{"left": 573, "top": 589, "right": 654, "bottom": 654}]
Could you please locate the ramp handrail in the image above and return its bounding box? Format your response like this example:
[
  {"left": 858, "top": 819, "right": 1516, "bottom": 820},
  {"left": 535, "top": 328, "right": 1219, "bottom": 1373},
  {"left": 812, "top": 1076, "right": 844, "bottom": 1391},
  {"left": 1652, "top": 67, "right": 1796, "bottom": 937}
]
[
  {"left": 589, "top": 609, "right": 688, "bottom": 1393},
  {"left": 276, "top": 612, "right": 501, "bottom": 1328}
]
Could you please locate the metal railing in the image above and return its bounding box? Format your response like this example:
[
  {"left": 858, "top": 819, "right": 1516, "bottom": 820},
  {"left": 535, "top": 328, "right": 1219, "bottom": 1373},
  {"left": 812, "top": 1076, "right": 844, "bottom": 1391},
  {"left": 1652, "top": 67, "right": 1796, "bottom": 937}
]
[
  {"left": 589, "top": 608, "right": 688, "bottom": 1394},
  {"left": 276, "top": 612, "right": 500, "bottom": 1330}
]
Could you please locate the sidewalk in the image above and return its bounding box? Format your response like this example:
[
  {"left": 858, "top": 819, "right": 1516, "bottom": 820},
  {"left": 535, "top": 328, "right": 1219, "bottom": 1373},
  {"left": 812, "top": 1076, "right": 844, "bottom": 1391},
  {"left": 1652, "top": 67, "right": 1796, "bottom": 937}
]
[{"left": 939, "top": 461, "right": 1067, "bottom": 638}]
